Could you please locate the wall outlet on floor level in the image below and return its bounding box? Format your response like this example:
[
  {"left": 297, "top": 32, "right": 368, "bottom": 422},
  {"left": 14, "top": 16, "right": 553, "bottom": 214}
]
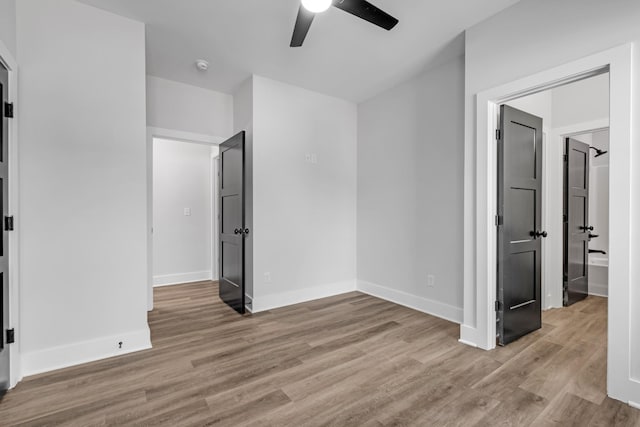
[
  {"left": 264, "top": 272, "right": 272, "bottom": 283},
  {"left": 427, "top": 274, "right": 436, "bottom": 287}
]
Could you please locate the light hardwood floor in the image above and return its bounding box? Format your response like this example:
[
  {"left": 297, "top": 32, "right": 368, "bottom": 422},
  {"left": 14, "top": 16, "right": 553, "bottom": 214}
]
[{"left": 0, "top": 281, "right": 638, "bottom": 426}]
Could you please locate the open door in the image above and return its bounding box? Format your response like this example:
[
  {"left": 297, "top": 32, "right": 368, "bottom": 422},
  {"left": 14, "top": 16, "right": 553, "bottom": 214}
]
[
  {"left": 219, "top": 131, "right": 246, "bottom": 314},
  {"left": 563, "top": 138, "right": 590, "bottom": 306},
  {"left": 497, "top": 105, "right": 545, "bottom": 346},
  {"left": 0, "top": 61, "right": 11, "bottom": 392}
]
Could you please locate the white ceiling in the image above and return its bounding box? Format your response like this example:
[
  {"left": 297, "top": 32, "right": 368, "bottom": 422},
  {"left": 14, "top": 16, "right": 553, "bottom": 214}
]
[{"left": 78, "top": 0, "right": 519, "bottom": 102}]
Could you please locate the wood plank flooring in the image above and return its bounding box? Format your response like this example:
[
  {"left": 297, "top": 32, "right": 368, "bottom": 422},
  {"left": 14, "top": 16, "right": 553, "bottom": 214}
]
[{"left": 0, "top": 281, "right": 638, "bottom": 426}]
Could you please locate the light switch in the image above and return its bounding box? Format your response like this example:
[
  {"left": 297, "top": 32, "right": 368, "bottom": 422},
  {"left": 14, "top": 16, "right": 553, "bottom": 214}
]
[
  {"left": 184, "top": 208, "right": 191, "bottom": 216},
  {"left": 427, "top": 274, "right": 435, "bottom": 287}
]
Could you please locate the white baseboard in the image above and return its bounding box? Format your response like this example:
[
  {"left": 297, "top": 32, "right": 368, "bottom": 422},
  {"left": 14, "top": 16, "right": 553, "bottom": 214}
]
[
  {"left": 252, "top": 280, "right": 357, "bottom": 313},
  {"left": 458, "top": 338, "right": 478, "bottom": 348},
  {"left": 153, "top": 270, "right": 212, "bottom": 287},
  {"left": 588, "top": 283, "right": 608, "bottom": 297},
  {"left": 357, "top": 280, "right": 463, "bottom": 324},
  {"left": 629, "top": 400, "right": 640, "bottom": 410},
  {"left": 459, "top": 324, "right": 488, "bottom": 349},
  {"left": 21, "top": 327, "right": 152, "bottom": 377}
]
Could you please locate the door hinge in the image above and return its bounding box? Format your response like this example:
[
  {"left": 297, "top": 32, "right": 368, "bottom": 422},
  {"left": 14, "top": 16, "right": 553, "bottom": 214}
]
[
  {"left": 4, "top": 102, "right": 14, "bottom": 119},
  {"left": 6, "top": 329, "right": 15, "bottom": 344},
  {"left": 495, "top": 301, "right": 501, "bottom": 312},
  {"left": 495, "top": 215, "right": 503, "bottom": 226},
  {"left": 563, "top": 154, "right": 568, "bottom": 162},
  {"left": 4, "top": 216, "right": 14, "bottom": 231},
  {"left": 496, "top": 129, "right": 501, "bottom": 140}
]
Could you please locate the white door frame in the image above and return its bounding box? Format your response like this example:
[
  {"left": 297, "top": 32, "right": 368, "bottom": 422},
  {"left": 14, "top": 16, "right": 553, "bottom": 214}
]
[
  {"left": 146, "top": 127, "right": 224, "bottom": 311},
  {"left": 461, "top": 43, "right": 639, "bottom": 404},
  {"left": 211, "top": 155, "right": 220, "bottom": 282},
  {"left": 0, "top": 40, "right": 21, "bottom": 389}
]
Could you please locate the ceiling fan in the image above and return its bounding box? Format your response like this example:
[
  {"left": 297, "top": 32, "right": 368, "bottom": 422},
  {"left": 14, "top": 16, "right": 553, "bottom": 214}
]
[{"left": 290, "top": 0, "right": 399, "bottom": 47}]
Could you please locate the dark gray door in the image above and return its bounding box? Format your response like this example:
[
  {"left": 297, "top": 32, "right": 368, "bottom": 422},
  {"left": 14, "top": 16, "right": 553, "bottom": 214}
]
[
  {"left": 563, "top": 138, "right": 590, "bottom": 306},
  {"left": 497, "top": 105, "right": 545, "bottom": 346},
  {"left": 0, "top": 61, "right": 10, "bottom": 392},
  {"left": 219, "top": 132, "right": 246, "bottom": 314}
]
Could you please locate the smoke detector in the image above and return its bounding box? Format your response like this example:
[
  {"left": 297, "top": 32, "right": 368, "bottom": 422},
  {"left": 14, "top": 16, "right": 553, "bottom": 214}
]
[{"left": 195, "top": 59, "right": 209, "bottom": 72}]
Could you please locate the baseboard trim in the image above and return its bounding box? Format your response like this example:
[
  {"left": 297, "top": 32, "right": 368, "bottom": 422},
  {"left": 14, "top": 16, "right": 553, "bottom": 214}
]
[
  {"left": 458, "top": 338, "right": 478, "bottom": 348},
  {"left": 629, "top": 400, "right": 640, "bottom": 410},
  {"left": 459, "top": 324, "right": 493, "bottom": 350},
  {"left": 357, "top": 280, "right": 463, "bottom": 324},
  {"left": 588, "top": 283, "right": 608, "bottom": 297},
  {"left": 153, "top": 271, "right": 212, "bottom": 287},
  {"left": 252, "top": 280, "right": 357, "bottom": 313},
  {"left": 21, "top": 327, "right": 152, "bottom": 377}
]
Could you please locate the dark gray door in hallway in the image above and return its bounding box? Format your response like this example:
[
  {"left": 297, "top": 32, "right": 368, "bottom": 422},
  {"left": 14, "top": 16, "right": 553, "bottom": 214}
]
[
  {"left": 564, "top": 137, "right": 590, "bottom": 306},
  {"left": 218, "top": 131, "right": 246, "bottom": 314},
  {"left": 0, "top": 60, "right": 10, "bottom": 393},
  {"left": 497, "top": 105, "right": 545, "bottom": 346}
]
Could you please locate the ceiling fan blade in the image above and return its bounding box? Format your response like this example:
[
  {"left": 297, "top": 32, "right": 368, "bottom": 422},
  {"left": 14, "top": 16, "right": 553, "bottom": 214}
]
[
  {"left": 332, "top": 0, "right": 398, "bottom": 30},
  {"left": 290, "top": 5, "right": 315, "bottom": 47}
]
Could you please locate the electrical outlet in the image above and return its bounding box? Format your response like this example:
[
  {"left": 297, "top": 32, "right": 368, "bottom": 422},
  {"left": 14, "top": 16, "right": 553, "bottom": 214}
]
[
  {"left": 427, "top": 274, "right": 436, "bottom": 287},
  {"left": 184, "top": 208, "right": 191, "bottom": 216},
  {"left": 264, "top": 272, "right": 272, "bottom": 283}
]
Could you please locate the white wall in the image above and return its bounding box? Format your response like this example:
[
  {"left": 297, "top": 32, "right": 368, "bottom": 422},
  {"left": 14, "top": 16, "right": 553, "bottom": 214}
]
[
  {"left": 147, "top": 75, "right": 233, "bottom": 138},
  {"left": 506, "top": 90, "right": 552, "bottom": 130},
  {"left": 232, "top": 77, "right": 254, "bottom": 302},
  {"left": 357, "top": 56, "right": 465, "bottom": 323},
  {"left": 463, "top": 0, "right": 640, "bottom": 403},
  {"left": 0, "top": 0, "right": 16, "bottom": 58},
  {"left": 553, "top": 73, "right": 610, "bottom": 128},
  {"left": 17, "top": 0, "right": 149, "bottom": 375},
  {"left": 506, "top": 73, "right": 609, "bottom": 130},
  {"left": 251, "top": 75, "right": 357, "bottom": 311},
  {"left": 153, "top": 138, "right": 216, "bottom": 286}
]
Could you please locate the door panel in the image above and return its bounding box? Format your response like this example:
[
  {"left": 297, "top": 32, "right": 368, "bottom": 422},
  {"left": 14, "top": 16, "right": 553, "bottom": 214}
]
[
  {"left": 219, "top": 131, "right": 246, "bottom": 314},
  {"left": 564, "top": 138, "right": 590, "bottom": 306},
  {"left": 0, "top": 61, "right": 10, "bottom": 392},
  {"left": 509, "top": 188, "right": 536, "bottom": 242},
  {"left": 497, "top": 105, "right": 544, "bottom": 346}
]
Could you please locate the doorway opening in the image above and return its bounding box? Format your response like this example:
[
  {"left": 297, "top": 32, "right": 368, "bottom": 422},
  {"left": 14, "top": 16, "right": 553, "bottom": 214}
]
[
  {"left": 562, "top": 128, "right": 609, "bottom": 303},
  {"left": 463, "top": 43, "right": 636, "bottom": 405},
  {"left": 502, "top": 72, "right": 610, "bottom": 314},
  {"left": 493, "top": 70, "right": 616, "bottom": 401},
  {"left": 148, "top": 131, "right": 222, "bottom": 312}
]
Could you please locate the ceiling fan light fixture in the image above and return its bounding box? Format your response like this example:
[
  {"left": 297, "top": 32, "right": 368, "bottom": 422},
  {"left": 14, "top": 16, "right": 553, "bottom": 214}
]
[{"left": 301, "top": 0, "right": 332, "bottom": 14}]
